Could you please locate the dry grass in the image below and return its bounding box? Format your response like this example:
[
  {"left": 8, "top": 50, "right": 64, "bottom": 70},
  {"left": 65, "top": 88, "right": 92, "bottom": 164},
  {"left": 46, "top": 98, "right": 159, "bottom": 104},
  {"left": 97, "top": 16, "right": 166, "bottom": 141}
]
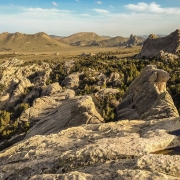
[{"left": 0, "top": 46, "right": 141, "bottom": 63}]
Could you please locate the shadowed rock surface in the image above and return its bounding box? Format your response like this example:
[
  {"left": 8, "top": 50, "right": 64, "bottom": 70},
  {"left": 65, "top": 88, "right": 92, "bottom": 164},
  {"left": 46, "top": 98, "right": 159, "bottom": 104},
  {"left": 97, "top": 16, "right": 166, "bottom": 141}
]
[
  {"left": 117, "top": 65, "right": 179, "bottom": 120},
  {"left": 136, "top": 29, "right": 180, "bottom": 59},
  {"left": 1, "top": 117, "right": 180, "bottom": 179}
]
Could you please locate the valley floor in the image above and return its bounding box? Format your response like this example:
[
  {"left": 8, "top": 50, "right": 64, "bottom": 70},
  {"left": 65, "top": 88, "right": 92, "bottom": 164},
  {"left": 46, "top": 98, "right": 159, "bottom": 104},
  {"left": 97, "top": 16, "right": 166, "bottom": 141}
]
[{"left": 0, "top": 46, "right": 141, "bottom": 63}]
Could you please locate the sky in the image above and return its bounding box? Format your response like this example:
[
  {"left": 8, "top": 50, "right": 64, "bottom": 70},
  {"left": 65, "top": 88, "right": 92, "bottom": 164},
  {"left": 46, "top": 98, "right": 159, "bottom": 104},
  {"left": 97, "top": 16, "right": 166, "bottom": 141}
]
[{"left": 0, "top": 0, "right": 180, "bottom": 37}]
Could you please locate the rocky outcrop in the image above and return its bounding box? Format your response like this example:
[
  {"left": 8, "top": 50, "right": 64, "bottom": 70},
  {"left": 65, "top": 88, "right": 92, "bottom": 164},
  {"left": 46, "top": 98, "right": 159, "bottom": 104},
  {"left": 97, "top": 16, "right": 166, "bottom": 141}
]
[
  {"left": 19, "top": 89, "right": 75, "bottom": 123},
  {"left": 22, "top": 95, "right": 104, "bottom": 139},
  {"left": 107, "top": 72, "right": 123, "bottom": 86},
  {"left": 136, "top": 29, "right": 180, "bottom": 59},
  {"left": 95, "top": 88, "right": 119, "bottom": 99},
  {"left": 41, "top": 82, "right": 62, "bottom": 96},
  {"left": 1, "top": 117, "right": 180, "bottom": 179},
  {"left": 0, "top": 59, "right": 51, "bottom": 110},
  {"left": 126, "top": 34, "right": 143, "bottom": 46},
  {"left": 117, "top": 65, "right": 179, "bottom": 120},
  {"left": 63, "top": 60, "right": 75, "bottom": 74},
  {"left": 156, "top": 50, "right": 179, "bottom": 61},
  {"left": 61, "top": 72, "right": 80, "bottom": 89}
]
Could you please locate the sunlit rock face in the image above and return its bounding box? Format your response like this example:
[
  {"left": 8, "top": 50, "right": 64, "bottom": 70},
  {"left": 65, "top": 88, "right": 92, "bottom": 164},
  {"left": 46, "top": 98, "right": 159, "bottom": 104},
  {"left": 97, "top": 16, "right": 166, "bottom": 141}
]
[
  {"left": 1, "top": 117, "right": 180, "bottom": 179},
  {"left": 117, "top": 65, "right": 179, "bottom": 120},
  {"left": 23, "top": 95, "right": 104, "bottom": 139}
]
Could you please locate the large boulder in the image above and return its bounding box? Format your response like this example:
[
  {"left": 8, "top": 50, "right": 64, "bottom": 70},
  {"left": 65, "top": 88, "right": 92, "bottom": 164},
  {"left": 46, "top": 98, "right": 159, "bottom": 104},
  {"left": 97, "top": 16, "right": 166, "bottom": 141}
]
[
  {"left": 23, "top": 95, "right": 104, "bottom": 139},
  {"left": 61, "top": 72, "right": 80, "bottom": 89},
  {"left": 117, "top": 65, "right": 179, "bottom": 120},
  {"left": 41, "top": 82, "right": 62, "bottom": 96},
  {"left": 136, "top": 29, "right": 180, "bottom": 59},
  {"left": 19, "top": 89, "right": 75, "bottom": 123},
  {"left": 1, "top": 117, "right": 180, "bottom": 179},
  {"left": 156, "top": 50, "right": 179, "bottom": 61},
  {"left": 107, "top": 72, "right": 122, "bottom": 86}
]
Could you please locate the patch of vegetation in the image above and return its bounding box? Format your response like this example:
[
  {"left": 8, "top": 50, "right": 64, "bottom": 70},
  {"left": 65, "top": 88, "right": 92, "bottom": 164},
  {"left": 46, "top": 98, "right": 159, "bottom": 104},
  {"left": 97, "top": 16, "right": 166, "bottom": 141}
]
[
  {"left": 0, "top": 104, "right": 30, "bottom": 141},
  {"left": 0, "top": 84, "right": 5, "bottom": 93},
  {"left": 1, "top": 49, "right": 180, "bottom": 140},
  {"left": 48, "top": 52, "right": 180, "bottom": 122}
]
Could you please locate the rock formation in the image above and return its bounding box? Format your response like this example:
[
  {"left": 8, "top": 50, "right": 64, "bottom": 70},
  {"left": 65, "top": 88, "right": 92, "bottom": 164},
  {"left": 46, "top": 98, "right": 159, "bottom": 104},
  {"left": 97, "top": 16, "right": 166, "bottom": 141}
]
[
  {"left": 126, "top": 34, "right": 143, "bottom": 46},
  {"left": 0, "top": 59, "right": 51, "bottom": 110},
  {"left": 22, "top": 95, "right": 104, "bottom": 139},
  {"left": 1, "top": 117, "right": 180, "bottom": 179},
  {"left": 117, "top": 65, "right": 179, "bottom": 120},
  {"left": 136, "top": 29, "right": 180, "bottom": 59},
  {"left": 1, "top": 56, "right": 180, "bottom": 179},
  {"left": 61, "top": 72, "right": 80, "bottom": 89},
  {"left": 156, "top": 50, "right": 179, "bottom": 61}
]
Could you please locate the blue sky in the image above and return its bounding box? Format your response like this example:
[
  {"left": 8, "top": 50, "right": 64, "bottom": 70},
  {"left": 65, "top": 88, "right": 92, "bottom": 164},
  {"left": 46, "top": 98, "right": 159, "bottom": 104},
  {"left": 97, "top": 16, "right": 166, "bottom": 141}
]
[{"left": 0, "top": 0, "right": 180, "bottom": 36}]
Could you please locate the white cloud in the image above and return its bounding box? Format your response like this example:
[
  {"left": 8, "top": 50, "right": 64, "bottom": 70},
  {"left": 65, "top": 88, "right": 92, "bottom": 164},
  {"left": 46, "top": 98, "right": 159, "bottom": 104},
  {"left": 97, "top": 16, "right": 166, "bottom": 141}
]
[
  {"left": 95, "top": 1, "right": 102, "bottom": 5},
  {"left": 75, "top": 0, "right": 80, "bottom": 2},
  {"left": 125, "top": 2, "right": 180, "bottom": 15},
  {"left": 80, "top": 14, "right": 91, "bottom": 17},
  {"left": 0, "top": 4, "right": 179, "bottom": 37},
  {"left": 52, "top": 1, "right": 58, "bottom": 7},
  {"left": 93, "top": 9, "right": 109, "bottom": 14}
]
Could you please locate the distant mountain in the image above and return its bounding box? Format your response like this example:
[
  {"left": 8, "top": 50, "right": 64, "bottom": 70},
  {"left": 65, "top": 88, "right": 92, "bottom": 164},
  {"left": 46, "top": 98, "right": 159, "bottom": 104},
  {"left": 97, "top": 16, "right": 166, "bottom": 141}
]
[
  {"left": 97, "top": 34, "right": 145, "bottom": 47},
  {"left": 100, "top": 36, "right": 128, "bottom": 46},
  {"left": 0, "top": 31, "right": 145, "bottom": 51},
  {"left": 58, "top": 32, "right": 109, "bottom": 46},
  {"left": 49, "top": 35, "right": 66, "bottom": 39},
  {"left": 139, "top": 34, "right": 166, "bottom": 39},
  {"left": 0, "top": 32, "right": 67, "bottom": 52},
  {"left": 58, "top": 32, "right": 145, "bottom": 47}
]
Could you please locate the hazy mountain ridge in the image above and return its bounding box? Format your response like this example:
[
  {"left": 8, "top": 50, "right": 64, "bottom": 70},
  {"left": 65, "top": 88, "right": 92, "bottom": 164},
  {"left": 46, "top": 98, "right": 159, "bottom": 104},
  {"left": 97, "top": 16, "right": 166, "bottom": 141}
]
[
  {"left": 0, "top": 31, "right": 146, "bottom": 51},
  {"left": 53, "top": 32, "right": 145, "bottom": 47},
  {"left": 58, "top": 32, "right": 109, "bottom": 45}
]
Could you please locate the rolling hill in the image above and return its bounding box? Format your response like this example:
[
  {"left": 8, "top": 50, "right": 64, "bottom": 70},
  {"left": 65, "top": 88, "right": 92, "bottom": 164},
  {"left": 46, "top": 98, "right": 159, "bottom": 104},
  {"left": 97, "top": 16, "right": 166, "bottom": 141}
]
[
  {"left": 0, "top": 32, "right": 67, "bottom": 52},
  {"left": 100, "top": 36, "right": 128, "bottom": 46},
  {"left": 58, "top": 32, "right": 145, "bottom": 47},
  {"left": 58, "top": 32, "right": 110, "bottom": 45}
]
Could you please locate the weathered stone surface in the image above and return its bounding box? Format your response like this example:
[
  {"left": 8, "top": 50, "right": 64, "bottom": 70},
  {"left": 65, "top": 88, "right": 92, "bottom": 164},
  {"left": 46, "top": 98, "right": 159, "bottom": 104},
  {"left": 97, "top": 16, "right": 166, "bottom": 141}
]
[
  {"left": 96, "top": 73, "right": 107, "bottom": 86},
  {"left": 29, "top": 169, "right": 178, "bottom": 180},
  {"left": 95, "top": 88, "right": 119, "bottom": 99},
  {"left": 24, "top": 95, "right": 104, "bottom": 139},
  {"left": 117, "top": 65, "right": 179, "bottom": 120},
  {"left": 156, "top": 50, "right": 179, "bottom": 61},
  {"left": 63, "top": 60, "right": 75, "bottom": 74},
  {"left": 107, "top": 72, "right": 122, "bottom": 86},
  {"left": 19, "top": 89, "right": 75, "bottom": 122},
  {"left": 138, "top": 154, "right": 180, "bottom": 177},
  {"left": 136, "top": 29, "right": 180, "bottom": 59},
  {"left": 1, "top": 117, "right": 180, "bottom": 179},
  {"left": 61, "top": 72, "right": 80, "bottom": 89},
  {"left": 41, "top": 82, "right": 62, "bottom": 96},
  {"left": 0, "top": 58, "right": 51, "bottom": 110}
]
